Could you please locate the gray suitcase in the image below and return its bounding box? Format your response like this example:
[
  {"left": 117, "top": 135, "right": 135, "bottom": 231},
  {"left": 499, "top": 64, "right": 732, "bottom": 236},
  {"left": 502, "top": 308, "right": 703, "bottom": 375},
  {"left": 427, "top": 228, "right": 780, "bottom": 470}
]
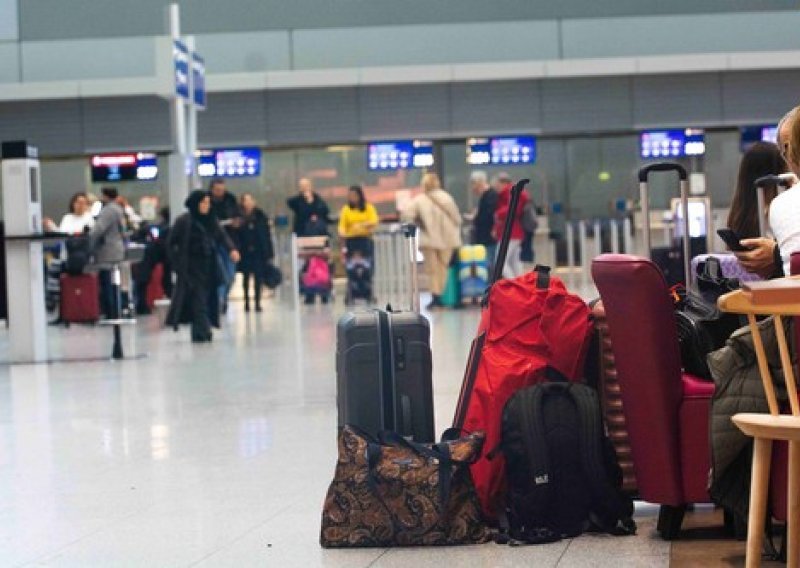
[{"left": 336, "top": 225, "right": 435, "bottom": 442}]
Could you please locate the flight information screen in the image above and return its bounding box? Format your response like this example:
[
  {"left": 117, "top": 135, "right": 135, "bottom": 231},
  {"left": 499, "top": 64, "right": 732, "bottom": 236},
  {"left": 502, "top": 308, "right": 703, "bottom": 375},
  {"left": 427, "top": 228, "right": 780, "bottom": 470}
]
[
  {"left": 467, "top": 136, "right": 536, "bottom": 165},
  {"left": 197, "top": 148, "right": 260, "bottom": 177},
  {"left": 640, "top": 129, "right": 705, "bottom": 159},
  {"left": 90, "top": 152, "right": 158, "bottom": 182},
  {"left": 367, "top": 140, "right": 434, "bottom": 170},
  {"left": 740, "top": 125, "right": 778, "bottom": 151}
]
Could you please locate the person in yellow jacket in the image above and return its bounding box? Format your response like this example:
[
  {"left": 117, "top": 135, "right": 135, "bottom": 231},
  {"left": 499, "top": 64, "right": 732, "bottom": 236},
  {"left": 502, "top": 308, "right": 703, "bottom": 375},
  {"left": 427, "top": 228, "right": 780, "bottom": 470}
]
[{"left": 338, "top": 185, "right": 379, "bottom": 258}]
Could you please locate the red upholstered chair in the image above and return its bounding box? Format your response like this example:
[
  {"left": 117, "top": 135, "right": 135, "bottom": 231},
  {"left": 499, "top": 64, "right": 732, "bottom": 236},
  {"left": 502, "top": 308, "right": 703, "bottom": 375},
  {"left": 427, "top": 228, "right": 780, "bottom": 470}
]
[{"left": 592, "top": 254, "right": 714, "bottom": 540}]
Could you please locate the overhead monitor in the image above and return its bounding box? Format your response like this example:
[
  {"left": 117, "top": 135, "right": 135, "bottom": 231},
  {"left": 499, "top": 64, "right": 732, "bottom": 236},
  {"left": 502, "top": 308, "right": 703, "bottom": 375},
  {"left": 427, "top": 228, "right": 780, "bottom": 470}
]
[
  {"left": 90, "top": 152, "right": 158, "bottom": 182},
  {"left": 467, "top": 135, "right": 536, "bottom": 165},
  {"left": 197, "top": 147, "right": 261, "bottom": 177},
  {"left": 640, "top": 129, "right": 705, "bottom": 159},
  {"left": 740, "top": 124, "right": 778, "bottom": 151},
  {"left": 367, "top": 140, "right": 434, "bottom": 171}
]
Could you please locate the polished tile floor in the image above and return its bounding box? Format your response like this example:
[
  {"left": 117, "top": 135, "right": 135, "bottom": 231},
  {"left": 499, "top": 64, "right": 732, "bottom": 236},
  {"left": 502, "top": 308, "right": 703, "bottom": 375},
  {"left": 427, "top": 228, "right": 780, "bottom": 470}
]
[{"left": 0, "top": 290, "right": 757, "bottom": 566}]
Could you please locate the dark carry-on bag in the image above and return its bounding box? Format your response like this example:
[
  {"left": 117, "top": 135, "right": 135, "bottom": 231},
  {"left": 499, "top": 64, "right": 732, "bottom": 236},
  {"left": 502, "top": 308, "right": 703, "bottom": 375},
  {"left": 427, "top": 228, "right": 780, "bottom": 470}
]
[
  {"left": 64, "top": 235, "right": 92, "bottom": 275},
  {"left": 640, "top": 163, "right": 740, "bottom": 379},
  {"left": 336, "top": 224, "right": 435, "bottom": 443},
  {"left": 320, "top": 425, "right": 491, "bottom": 548},
  {"left": 496, "top": 372, "right": 636, "bottom": 544}
]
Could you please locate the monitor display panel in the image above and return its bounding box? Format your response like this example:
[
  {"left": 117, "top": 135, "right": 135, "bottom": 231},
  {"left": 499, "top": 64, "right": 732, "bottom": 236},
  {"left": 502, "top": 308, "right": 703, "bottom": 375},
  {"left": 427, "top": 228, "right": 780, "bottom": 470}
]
[
  {"left": 467, "top": 135, "right": 536, "bottom": 165},
  {"left": 91, "top": 153, "right": 158, "bottom": 182},
  {"left": 640, "top": 129, "right": 705, "bottom": 159},
  {"left": 740, "top": 125, "right": 778, "bottom": 151},
  {"left": 367, "top": 140, "right": 434, "bottom": 170},
  {"left": 197, "top": 148, "right": 260, "bottom": 177}
]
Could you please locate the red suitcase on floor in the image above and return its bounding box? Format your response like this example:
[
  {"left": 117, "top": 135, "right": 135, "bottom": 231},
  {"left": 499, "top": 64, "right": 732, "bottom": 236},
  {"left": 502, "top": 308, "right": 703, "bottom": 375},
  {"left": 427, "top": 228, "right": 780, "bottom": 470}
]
[{"left": 60, "top": 273, "right": 100, "bottom": 323}]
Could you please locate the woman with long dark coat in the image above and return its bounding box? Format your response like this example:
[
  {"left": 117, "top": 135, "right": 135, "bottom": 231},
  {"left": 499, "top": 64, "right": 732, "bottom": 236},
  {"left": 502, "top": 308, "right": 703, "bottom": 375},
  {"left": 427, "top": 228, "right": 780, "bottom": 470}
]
[
  {"left": 237, "top": 193, "right": 275, "bottom": 312},
  {"left": 166, "top": 191, "right": 239, "bottom": 342}
]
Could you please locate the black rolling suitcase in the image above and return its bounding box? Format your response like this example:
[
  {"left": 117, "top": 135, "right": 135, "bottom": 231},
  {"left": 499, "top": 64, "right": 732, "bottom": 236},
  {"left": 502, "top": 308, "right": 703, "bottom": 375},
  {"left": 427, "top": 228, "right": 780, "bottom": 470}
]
[{"left": 336, "top": 224, "right": 435, "bottom": 443}]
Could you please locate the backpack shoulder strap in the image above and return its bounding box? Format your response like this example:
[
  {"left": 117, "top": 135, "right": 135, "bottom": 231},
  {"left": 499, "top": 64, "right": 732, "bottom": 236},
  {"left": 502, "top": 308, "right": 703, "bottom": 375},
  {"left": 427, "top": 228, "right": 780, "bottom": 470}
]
[
  {"left": 519, "top": 386, "right": 552, "bottom": 490},
  {"left": 567, "top": 384, "right": 636, "bottom": 535}
]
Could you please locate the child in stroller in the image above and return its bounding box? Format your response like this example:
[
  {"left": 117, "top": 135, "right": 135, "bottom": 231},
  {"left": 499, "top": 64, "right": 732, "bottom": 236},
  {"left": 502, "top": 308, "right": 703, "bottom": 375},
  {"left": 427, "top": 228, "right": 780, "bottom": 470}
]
[{"left": 344, "top": 249, "right": 372, "bottom": 305}]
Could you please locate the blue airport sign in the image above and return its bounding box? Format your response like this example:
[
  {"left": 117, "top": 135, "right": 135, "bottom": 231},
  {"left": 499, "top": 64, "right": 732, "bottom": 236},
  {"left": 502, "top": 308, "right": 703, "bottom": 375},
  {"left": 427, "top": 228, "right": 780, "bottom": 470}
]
[
  {"left": 192, "top": 53, "right": 206, "bottom": 110},
  {"left": 173, "top": 40, "right": 190, "bottom": 100}
]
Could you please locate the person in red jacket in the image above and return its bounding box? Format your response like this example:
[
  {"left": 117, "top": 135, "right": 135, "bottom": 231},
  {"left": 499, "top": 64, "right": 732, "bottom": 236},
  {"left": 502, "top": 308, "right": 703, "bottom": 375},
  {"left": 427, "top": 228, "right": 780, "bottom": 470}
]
[{"left": 492, "top": 174, "right": 529, "bottom": 278}]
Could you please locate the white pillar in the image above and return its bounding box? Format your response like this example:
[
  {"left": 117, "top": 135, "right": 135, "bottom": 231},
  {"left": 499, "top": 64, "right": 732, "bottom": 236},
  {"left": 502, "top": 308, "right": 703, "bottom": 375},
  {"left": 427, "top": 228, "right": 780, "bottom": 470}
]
[
  {"left": 1, "top": 147, "right": 47, "bottom": 363},
  {"left": 167, "top": 3, "right": 188, "bottom": 221}
]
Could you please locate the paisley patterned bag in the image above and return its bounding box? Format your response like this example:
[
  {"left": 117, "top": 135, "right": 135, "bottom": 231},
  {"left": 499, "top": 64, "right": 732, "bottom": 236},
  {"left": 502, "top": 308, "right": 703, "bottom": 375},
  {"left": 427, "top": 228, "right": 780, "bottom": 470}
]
[{"left": 320, "top": 426, "right": 490, "bottom": 547}]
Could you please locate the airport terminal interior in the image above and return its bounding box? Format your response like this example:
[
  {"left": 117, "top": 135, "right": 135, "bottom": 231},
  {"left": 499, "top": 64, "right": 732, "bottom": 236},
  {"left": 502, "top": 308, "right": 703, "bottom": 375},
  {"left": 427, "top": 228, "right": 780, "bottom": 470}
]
[{"left": 4, "top": 1, "right": 800, "bottom": 566}]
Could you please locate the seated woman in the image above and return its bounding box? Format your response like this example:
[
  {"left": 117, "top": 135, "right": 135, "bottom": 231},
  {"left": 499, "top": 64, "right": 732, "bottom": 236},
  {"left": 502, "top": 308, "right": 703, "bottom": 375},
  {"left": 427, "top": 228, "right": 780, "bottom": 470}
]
[{"left": 726, "top": 141, "right": 788, "bottom": 242}]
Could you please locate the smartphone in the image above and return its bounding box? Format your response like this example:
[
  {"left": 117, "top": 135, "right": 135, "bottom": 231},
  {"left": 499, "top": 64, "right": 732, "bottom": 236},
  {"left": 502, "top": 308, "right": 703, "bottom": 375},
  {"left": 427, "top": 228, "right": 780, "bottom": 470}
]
[{"left": 716, "top": 228, "right": 749, "bottom": 252}]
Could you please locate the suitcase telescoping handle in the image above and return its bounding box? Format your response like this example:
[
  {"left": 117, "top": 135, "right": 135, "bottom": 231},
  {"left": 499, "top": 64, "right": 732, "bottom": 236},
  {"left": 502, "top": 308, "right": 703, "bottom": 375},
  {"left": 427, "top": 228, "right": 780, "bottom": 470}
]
[
  {"left": 754, "top": 174, "right": 794, "bottom": 237},
  {"left": 402, "top": 223, "right": 421, "bottom": 313},
  {"left": 491, "top": 178, "right": 530, "bottom": 285},
  {"left": 638, "top": 162, "right": 691, "bottom": 288}
]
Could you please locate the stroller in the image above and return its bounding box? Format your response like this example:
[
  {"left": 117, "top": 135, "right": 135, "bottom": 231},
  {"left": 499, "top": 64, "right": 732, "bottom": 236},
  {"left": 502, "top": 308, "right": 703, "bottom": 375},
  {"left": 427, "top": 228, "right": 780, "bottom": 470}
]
[
  {"left": 300, "top": 255, "right": 333, "bottom": 304},
  {"left": 344, "top": 251, "right": 373, "bottom": 305}
]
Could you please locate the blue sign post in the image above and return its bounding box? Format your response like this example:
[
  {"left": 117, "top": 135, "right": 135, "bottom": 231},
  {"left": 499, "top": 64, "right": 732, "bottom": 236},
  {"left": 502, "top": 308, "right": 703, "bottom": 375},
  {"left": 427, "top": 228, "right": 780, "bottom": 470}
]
[
  {"left": 173, "top": 40, "right": 190, "bottom": 100},
  {"left": 192, "top": 53, "right": 206, "bottom": 110}
]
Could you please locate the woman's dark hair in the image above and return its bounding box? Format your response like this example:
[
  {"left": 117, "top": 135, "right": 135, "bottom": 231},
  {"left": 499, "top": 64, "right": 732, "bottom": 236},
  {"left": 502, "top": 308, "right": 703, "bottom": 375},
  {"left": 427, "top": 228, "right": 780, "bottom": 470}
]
[
  {"left": 68, "top": 192, "right": 87, "bottom": 214},
  {"left": 727, "top": 141, "right": 787, "bottom": 241},
  {"left": 348, "top": 185, "right": 366, "bottom": 211}
]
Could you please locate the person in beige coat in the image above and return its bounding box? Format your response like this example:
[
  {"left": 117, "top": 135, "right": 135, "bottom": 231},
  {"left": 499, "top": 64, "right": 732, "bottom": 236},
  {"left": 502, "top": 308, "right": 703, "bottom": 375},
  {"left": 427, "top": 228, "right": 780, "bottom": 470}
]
[{"left": 401, "top": 172, "right": 462, "bottom": 309}]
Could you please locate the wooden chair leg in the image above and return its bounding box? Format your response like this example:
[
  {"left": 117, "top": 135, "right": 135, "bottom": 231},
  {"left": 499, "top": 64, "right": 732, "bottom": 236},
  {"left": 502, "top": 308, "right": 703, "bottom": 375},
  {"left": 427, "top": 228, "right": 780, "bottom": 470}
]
[
  {"left": 657, "top": 504, "right": 686, "bottom": 540},
  {"left": 746, "top": 437, "right": 773, "bottom": 568}
]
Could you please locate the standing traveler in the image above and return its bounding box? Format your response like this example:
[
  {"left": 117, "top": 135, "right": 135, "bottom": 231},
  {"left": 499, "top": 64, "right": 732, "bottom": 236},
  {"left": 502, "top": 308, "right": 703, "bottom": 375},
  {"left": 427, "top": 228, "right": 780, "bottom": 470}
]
[
  {"left": 470, "top": 171, "right": 499, "bottom": 270},
  {"left": 166, "top": 191, "right": 240, "bottom": 343},
  {"left": 88, "top": 187, "right": 126, "bottom": 318},
  {"left": 238, "top": 193, "right": 275, "bottom": 312},
  {"left": 401, "top": 172, "right": 462, "bottom": 309},
  {"left": 287, "top": 178, "right": 330, "bottom": 237},
  {"left": 492, "top": 174, "right": 530, "bottom": 279},
  {"left": 49, "top": 192, "right": 95, "bottom": 235},
  {"left": 209, "top": 178, "right": 240, "bottom": 314},
  {"left": 338, "top": 185, "right": 379, "bottom": 258}
]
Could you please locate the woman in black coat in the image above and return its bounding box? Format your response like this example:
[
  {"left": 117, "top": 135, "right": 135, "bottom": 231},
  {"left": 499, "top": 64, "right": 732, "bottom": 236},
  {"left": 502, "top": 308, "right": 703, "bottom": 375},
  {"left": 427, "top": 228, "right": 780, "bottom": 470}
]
[
  {"left": 166, "top": 191, "right": 239, "bottom": 343},
  {"left": 237, "top": 193, "right": 275, "bottom": 312}
]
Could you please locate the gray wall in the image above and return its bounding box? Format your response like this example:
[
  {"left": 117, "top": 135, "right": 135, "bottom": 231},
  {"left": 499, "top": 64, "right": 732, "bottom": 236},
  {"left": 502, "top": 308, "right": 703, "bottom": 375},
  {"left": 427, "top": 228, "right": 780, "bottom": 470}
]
[
  {"left": 16, "top": 1, "right": 798, "bottom": 38},
  {"left": 3, "top": 68, "right": 795, "bottom": 157},
  {"left": 3, "top": 5, "right": 800, "bottom": 81}
]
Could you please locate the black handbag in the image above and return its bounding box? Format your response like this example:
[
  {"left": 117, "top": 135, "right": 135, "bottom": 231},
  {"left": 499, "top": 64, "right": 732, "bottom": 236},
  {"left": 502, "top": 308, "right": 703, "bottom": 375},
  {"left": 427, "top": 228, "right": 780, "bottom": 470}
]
[
  {"left": 672, "top": 283, "right": 742, "bottom": 379},
  {"left": 264, "top": 263, "right": 283, "bottom": 289}
]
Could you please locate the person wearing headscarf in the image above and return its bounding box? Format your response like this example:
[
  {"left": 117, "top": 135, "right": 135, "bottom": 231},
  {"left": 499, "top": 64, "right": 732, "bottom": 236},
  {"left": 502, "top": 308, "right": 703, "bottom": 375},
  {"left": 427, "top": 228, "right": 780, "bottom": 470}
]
[{"left": 165, "top": 191, "right": 240, "bottom": 342}]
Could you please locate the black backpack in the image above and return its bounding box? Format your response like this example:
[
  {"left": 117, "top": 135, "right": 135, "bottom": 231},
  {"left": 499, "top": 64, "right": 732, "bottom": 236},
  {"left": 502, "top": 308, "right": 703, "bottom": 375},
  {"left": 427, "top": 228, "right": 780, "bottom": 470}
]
[
  {"left": 64, "top": 235, "right": 92, "bottom": 275},
  {"left": 497, "top": 375, "right": 636, "bottom": 544}
]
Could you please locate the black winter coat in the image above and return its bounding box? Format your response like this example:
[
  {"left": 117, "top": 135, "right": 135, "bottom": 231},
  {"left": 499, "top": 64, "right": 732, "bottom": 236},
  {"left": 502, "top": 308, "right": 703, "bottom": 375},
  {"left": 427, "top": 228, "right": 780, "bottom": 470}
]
[
  {"left": 287, "top": 193, "right": 330, "bottom": 236},
  {"left": 237, "top": 208, "right": 274, "bottom": 276},
  {"left": 165, "top": 212, "right": 235, "bottom": 329}
]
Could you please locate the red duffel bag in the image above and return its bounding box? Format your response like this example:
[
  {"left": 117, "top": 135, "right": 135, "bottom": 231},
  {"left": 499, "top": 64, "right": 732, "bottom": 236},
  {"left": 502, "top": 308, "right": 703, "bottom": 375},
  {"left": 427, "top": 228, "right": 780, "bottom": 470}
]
[{"left": 453, "top": 266, "right": 593, "bottom": 521}]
